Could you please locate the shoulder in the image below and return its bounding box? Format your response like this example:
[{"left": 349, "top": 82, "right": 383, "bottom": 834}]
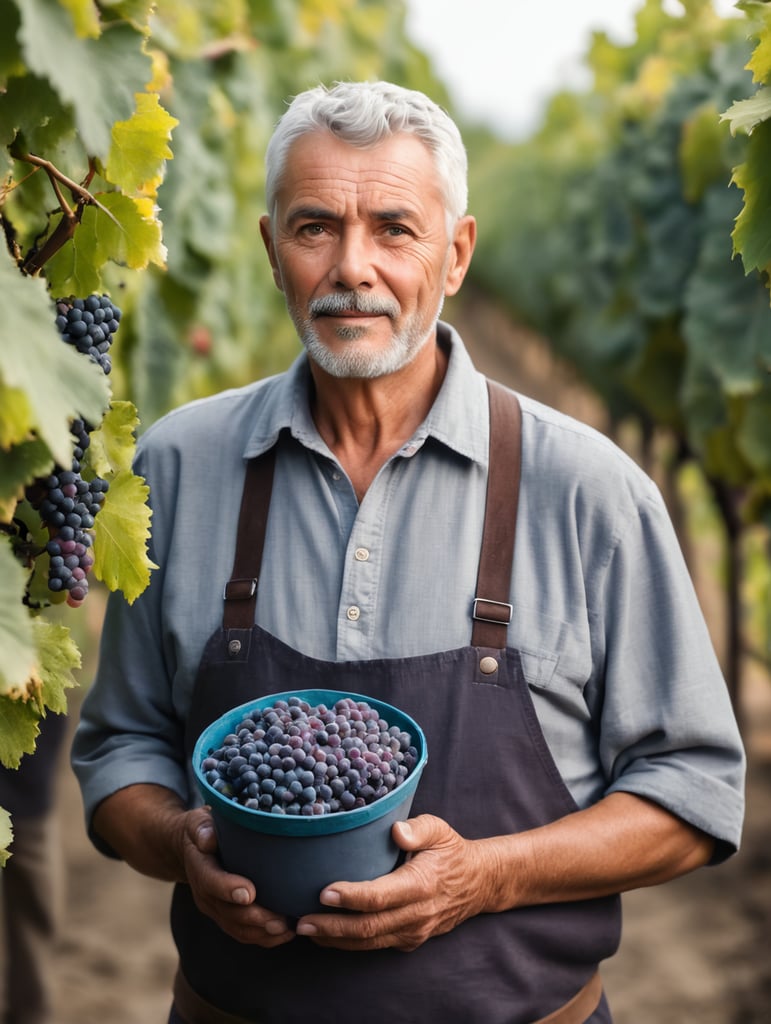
[
  {"left": 138, "top": 377, "right": 273, "bottom": 453},
  {"left": 517, "top": 392, "right": 660, "bottom": 510}
]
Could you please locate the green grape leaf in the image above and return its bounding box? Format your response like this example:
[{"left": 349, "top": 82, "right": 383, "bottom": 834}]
[
  {"left": 0, "top": 695, "right": 41, "bottom": 768},
  {"left": 0, "top": 438, "right": 53, "bottom": 523},
  {"left": 720, "top": 87, "right": 771, "bottom": 135},
  {"left": 731, "top": 118, "right": 771, "bottom": 280},
  {"left": 30, "top": 619, "right": 80, "bottom": 714},
  {"left": 83, "top": 400, "right": 140, "bottom": 478},
  {"left": 0, "top": 808, "right": 12, "bottom": 866},
  {"left": 92, "top": 468, "right": 156, "bottom": 603},
  {"left": 17, "top": 1, "right": 151, "bottom": 159},
  {"left": 106, "top": 92, "right": 178, "bottom": 196},
  {"left": 0, "top": 0, "right": 23, "bottom": 83},
  {"left": 0, "top": 542, "right": 36, "bottom": 701},
  {"left": 680, "top": 103, "right": 729, "bottom": 202},
  {"left": 44, "top": 192, "right": 167, "bottom": 296},
  {"left": 0, "top": 73, "right": 72, "bottom": 152},
  {"left": 0, "top": 254, "right": 110, "bottom": 467},
  {"left": 737, "top": 387, "right": 771, "bottom": 474}
]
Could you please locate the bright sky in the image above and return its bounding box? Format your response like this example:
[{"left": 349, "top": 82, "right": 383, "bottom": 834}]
[{"left": 404, "top": 0, "right": 744, "bottom": 139}]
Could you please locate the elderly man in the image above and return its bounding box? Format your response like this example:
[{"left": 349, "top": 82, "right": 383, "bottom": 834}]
[{"left": 72, "top": 80, "right": 744, "bottom": 1024}]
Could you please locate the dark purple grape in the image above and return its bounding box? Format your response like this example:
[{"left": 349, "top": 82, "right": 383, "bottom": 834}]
[{"left": 201, "top": 697, "right": 417, "bottom": 816}]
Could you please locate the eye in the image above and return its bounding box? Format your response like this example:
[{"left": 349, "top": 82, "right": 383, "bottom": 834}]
[
  {"left": 380, "top": 224, "right": 414, "bottom": 242},
  {"left": 299, "top": 223, "right": 326, "bottom": 236}
]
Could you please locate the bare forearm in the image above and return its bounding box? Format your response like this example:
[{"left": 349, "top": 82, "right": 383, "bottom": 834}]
[
  {"left": 480, "top": 792, "right": 715, "bottom": 912},
  {"left": 92, "top": 783, "right": 191, "bottom": 883}
]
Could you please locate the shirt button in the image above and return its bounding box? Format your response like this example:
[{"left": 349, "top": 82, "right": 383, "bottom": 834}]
[
  {"left": 332, "top": 471, "right": 342, "bottom": 481},
  {"left": 354, "top": 547, "right": 370, "bottom": 562},
  {"left": 346, "top": 606, "right": 361, "bottom": 621}
]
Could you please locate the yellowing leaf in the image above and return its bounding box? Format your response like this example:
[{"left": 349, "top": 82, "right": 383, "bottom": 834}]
[
  {"left": 0, "top": 544, "right": 36, "bottom": 701},
  {"left": 84, "top": 400, "right": 140, "bottom": 477},
  {"left": 721, "top": 87, "right": 771, "bottom": 136},
  {"left": 731, "top": 118, "right": 771, "bottom": 283},
  {"left": 0, "top": 808, "right": 12, "bottom": 866},
  {"left": 59, "top": 0, "right": 102, "bottom": 38},
  {"left": 45, "top": 191, "right": 167, "bottom": 295},
  {"left": 92, "top": 193, "right": 167, "bottom": 269},
  {"left": 0, "top": 695, "right": 41, "bottom": 768},
  {"left": 106, "top": 92, "right": 179, "bottom": 196},
  {"left": 746, "top": 7, "right": 771, "bottom": 83},
  {"left": 92, "top": 469, "right": 156, "bottom": 602},
  {"left": 0, "top": 384, "right": 33, "bottom": 450},
  {"left": 31, "top": 619, "right": 80, "bottom": 714}
]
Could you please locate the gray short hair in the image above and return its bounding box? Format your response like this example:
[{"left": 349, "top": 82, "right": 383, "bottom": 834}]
[{"left": 264, "top": 81, "right": 468, "bottom": 228}]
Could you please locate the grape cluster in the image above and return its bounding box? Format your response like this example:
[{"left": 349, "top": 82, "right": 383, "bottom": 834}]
[
  {"left": 54, "top": 293, "right": 121, "bottom": 374},
  {"left": 25, "top": 294, "right": 120, "bottom": 606},
  {"left": 201, "top": 696, "right": 418, "bottom": 816}
]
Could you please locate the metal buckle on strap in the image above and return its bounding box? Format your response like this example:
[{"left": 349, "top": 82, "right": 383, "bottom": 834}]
[
  {"left": 223, "top": 578, "right": 257, "bottom": 601},
  {"left": 473, "top": 597, "right": 513, "bottom": 625}
]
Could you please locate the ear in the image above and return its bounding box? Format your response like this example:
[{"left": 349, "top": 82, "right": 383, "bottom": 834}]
[
  {"left": 444, "top": 215, "right": 476, "bottom": 297},
  {"left": 259, "top": 214, "right": 284, "bottom": 292}
]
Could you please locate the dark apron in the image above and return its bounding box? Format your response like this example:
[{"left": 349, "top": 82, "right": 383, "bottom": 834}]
[{"left": 171, "top": 382, "right": 620, "bottom": 1023}]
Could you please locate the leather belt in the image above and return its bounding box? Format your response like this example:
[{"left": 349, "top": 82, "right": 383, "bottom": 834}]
[
  {"left": 173, "top": 965, "right": 603, "bottom": 1024},
  {"left": 532, "top": 971, "right": 603, "bottom": 1023}
]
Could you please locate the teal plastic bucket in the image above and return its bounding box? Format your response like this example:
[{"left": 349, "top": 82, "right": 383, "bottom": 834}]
[{"left": 193, "top": 689, "right": 428, "bottom": 917}]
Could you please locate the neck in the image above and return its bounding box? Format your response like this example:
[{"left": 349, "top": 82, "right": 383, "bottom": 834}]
[{"left": 309, "top": 335, "right": 448, "bottom": 501}]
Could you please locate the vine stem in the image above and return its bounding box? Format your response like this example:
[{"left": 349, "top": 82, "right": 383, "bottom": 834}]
[{"left": 11, "top": 151, "right": 121, "bottom": 275}]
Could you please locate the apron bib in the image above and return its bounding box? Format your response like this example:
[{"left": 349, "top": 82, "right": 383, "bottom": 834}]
[{"left": 171, "top": 382, "right": 620, "bottom": 1023}]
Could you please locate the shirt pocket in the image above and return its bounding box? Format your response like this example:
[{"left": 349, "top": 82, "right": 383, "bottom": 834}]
[{"left": 511, "top": 605, "right": 591, "bottom": 695}]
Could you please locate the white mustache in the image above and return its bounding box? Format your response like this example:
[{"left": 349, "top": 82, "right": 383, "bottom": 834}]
[{"left": 308, "top": 292, "right": 400, "bottom": 318}]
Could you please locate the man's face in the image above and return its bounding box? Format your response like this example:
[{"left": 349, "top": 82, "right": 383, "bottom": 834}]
[{"left": 260, "top": 131, "right": 474, "bottom": 379}]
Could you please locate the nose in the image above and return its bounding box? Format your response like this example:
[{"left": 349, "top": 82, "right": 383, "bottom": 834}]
[{"left": 329, "top": 228, "right": 376, "bottom": 290}]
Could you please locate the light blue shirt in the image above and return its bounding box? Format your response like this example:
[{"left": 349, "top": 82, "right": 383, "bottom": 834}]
[{"left": 72, "top": 323, "right": 745, "bottom": 855}]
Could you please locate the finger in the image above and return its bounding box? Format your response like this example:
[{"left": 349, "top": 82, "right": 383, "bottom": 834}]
[
  {"left": 296, "top": 909, "right": 408, "bottom": 950},
  {"left": 392, "top": 814, "right": 453, "bottom": 852}
]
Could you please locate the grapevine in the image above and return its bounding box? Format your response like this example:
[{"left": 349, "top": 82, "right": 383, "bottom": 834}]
[{"left": 22, "top": 295, "right": 121, "bottom": 608}]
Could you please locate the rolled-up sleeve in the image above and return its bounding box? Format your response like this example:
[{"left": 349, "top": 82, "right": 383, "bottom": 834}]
[
  {"left": 597, "top": 489, "right": 745, "bottom": 860},
  {"left": 71, "top": 441, "right": 189, "bottom": 856}
]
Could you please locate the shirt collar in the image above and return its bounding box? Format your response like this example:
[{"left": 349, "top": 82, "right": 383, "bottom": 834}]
[{"left": 241, "top": 320, "right": 490, "bottom": 467}]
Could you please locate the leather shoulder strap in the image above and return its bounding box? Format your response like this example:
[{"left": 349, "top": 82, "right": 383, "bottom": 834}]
[
  {"left": 471, "top": 380, "right": 522, "bottom": 649},
  {"left": 222, "top": 447, "right": 276, "bottom": 630}
]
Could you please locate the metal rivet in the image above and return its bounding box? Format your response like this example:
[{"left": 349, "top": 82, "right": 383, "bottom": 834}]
[
  {"left": 480, "top": 656, "right": 499, "bottom": 675},
  {"left": 228, "top": 639, "right": 242, "bottom": 655}
]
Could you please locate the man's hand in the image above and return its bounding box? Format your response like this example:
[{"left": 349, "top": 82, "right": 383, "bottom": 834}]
[
  {"left": 182, "top": 807, "right": 296, "bottom": 948},
  {"left": 294, "top": 793, "right": 715, "bottom": 953},
  {"left": 92, "top": 783, "right": 296, "bottom": 949},
  {"left": 295, "top": 814, "right": 486, "bottom": 951}
]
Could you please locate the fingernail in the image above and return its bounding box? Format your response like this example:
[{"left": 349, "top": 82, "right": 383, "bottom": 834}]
[
  {"left": 296, "top": 921, "right": 317, "bottom": 936},
  {"left": 399, "top": 821, "right": 412, "bottom": 840},
  {"left": 197, "top": 824, "right": 214, "bottom": 843},
  {"left": 321, "top": 888, "right": 341, "bottom": 906},
  {"left": 265, "top": 918, "right": 286, "bottom": 935},
  {"left": 232, "top": 887, "right": 251, "bottom": 905}
]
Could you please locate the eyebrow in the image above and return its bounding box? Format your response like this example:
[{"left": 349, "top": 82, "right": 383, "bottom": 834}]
[{"left": 286, "top": 205, "right": 417, "bottom": 226}]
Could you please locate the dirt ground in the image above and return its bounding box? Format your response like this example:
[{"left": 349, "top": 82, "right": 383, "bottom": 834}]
[{"left": 12, "top": 297, "right": 771, "bottom": 1022}]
